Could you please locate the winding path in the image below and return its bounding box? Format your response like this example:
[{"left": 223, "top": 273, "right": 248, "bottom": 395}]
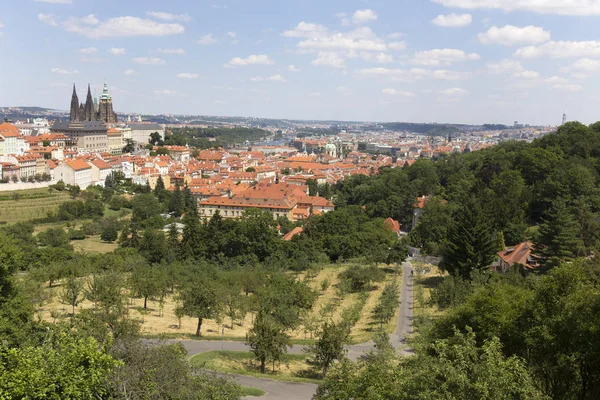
[{"left": 161, "top": 261, "right": 414, "bottom": 399}]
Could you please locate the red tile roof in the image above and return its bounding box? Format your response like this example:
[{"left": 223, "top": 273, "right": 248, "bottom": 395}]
[{"left": 65, "top": 159, "right": 92, "bottom": 171}]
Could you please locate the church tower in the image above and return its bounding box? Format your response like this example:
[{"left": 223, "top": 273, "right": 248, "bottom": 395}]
[
  {"left": 69, "top": 84, "right": 79, "bottom": 121},
  {"left": 97, "top": 79, "right": 118, "bottom": 123},
  {"left": 84, "top": 84, "right": 95, "bottom": 121}
]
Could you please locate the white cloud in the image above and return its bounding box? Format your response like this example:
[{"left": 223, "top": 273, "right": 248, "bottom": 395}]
[
  {"left": 176, "top": 73, "right": 199, "bottom": 79},
  {"left": 225, "top": 54, "right": 273, "bottom": 67},
  {"left": 388, "top": 41, "right": 407, "bottom": 51},
  {"left": 133, "top": 57, "right": 165, "bottom": 65},
  {"left": 154, "top": 89, "right": 177, "bottom": 95},
  {"left": 486, "top": 59, "right": 540, "bottom": 79},
  {"left": 336, "top": 12, "right": 351, "bottom": 26},
  {"left": 387, "top": 33, "right": 404, "bottom": 39},
  {"left": 382, "top": 88, "right": 415, "bottom": 97},
  {"left": 197, "top": 33, "right": 218, "bottom": 44},
  {"left": 51, "top": 68, "right": 78, "bottom": 75},
  {"left": 79, "top": 47, "right": 97, "bottom": 54},
  {"left": 250, "top": 76, "right": 263, "bottom": 82},
  {"left": 307, "top": 92, "right": 322, "bottom": 97},
  {"left": 296, "top": 26, "right": 388, "bottom": 52},
  {"left": 146, "top": 11, "right": 191, "bottom": 22},
  {"left": 352, "top": 9, "right": 377, "bottom": 24},
  {"left": 41, "top": 14, "right": 185, "bottom": 38},
  {"left": 432, "top": 13, "right": 472, "bottom": 27},
  {"left": 515, "top": 41, "right": 600, "bottom": 58},
  {"left": 432, "top": 0, "right": 600, "bottom": 16},
  {"left": 311, "top": 52, "right": 346, "bottom": 68},
  {"left": 124, "top": 69, "right": 136, "bottom": 75},
  {"left": 38, "top": 13, "right": 58, "bottom": 26},
  {"left": 478, "top": 25, "right": 551, "bottom": 46},
  {"left": 561, "top": 58, "right": 600, "bottom": 76},
  {"left": 412, "top": 48, "right": 480, "bottom": 66},
  {"left": 440, "top": 87, "right": 469, "bottom": 96},
  {"left": 283, "top": 21, "right": 328, "bottom": 38},
  {"left": 227, "top": 31, "right": 237, "bottom": 38},
  {"left": 109, "top": 47, "right": 126, "bottom": 55},
  {"left": 267, "top": 74, "right": 286, "bottom": 82},
  {"left": 356, "top": 67, "right": 468, "bottom": 82},
  {"left": 553, "top": 84, "right": 583, "bottom": 92},
  {"left": 287, "top": 64, "right": 301, "bottom": 72},
  {"left": 34, "top": 0, "right": 71, "bottom": 3},
  {"left": 360, "top": 52, "right": 394, "bottom": 63},
  {"left": 157, "top": 48, "right": 185, "bottom": 54}
]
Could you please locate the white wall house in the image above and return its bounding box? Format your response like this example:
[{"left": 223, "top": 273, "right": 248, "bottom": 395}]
[{"left": 54, "top": 159, "right": 92, "bottom": 189}]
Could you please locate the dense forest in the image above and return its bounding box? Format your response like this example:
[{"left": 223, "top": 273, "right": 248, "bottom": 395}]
[
  {"left": 162, "top": 127, "right": 270, "bottom": 149},
  {"left": 3, "top": 121, "right": 600, "bottom": 398}
]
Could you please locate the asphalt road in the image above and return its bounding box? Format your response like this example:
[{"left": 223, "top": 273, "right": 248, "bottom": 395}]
[{"left": 157, "top": 261, "right": 414, "bottom": 400}]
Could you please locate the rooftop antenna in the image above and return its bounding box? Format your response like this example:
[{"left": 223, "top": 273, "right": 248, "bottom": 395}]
[{"left": 562, "top": 105, "right": 567, "bottom": 125}]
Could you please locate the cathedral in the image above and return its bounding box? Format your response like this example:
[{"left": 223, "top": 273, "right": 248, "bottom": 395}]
[{"left": 69, "top": 80, "right": 118, "bottom": 123}]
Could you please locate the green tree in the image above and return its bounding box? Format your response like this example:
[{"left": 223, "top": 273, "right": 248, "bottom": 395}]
[
  {"left": 247, "top": 312, "right": 290, "bottom": 374},
  {"left": 182, "top": 184, "right": 196, "bottom": 212},
  {"left": 179, "top": 275, "right": 222, "bottom": 336},
  {"left": 122, "top": 139, "right": 135, "bottom": 153},
  {"left": 181, "top": 207, "right": 203, "bottom": 260},
  {"left": 131, "top": 193, "right": 162, "bottom": 227},
  {"left": 307, "top": 320, "right": 351, "bottom": 377},
  {"left": 129, "top": 263, "right": 165, "bottom": 310},
  {"left": 0, "top": 330, "right": 120, "bottom": 399},
  {"left": 440, "top": 198, "right": 497, "bottom": 279},
  {"left": 169, "top": 183, "right": 185, "bottom": 217},
  {"left": 535, "top": 199, "right": 584, "bottom": 268},
  {"left": 60, "top": 276, "right": 83, "bottom": 315},
  {"left": 101, "top": 223, "right": 118, "bottom": 243}
]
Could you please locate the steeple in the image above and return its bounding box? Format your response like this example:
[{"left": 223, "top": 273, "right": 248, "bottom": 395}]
[
  {"left": 84, "top": 83, "right": 95, "bottom": 121},
  {"left": 69, "top": 84, "right": 80, "bottom": 121},
  {"left": 100, "top": 78, "right": 111, "bottom": 100}
]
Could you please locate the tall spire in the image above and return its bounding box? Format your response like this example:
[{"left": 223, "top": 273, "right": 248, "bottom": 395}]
[
  {"left": 101, "top": 78, "right": 111, "bottom": 100},
  {"left": 70, "top": 84, "right": 80, "bottom": 122},
  {"left": 84, "top": 83, "right": 95, "bottom": 121}
]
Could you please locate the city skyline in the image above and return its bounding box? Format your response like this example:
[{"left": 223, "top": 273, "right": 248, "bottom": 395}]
[{"left": 2, "top": 0, "right": 600, "bottom": 125}]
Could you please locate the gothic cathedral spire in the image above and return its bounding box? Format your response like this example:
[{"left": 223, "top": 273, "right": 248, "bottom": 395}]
[
  {"left": 84, "top": 83, "right": 95, "bottom": 121},
  {"left": 69, "top": 84, "right": 79, "bottom": 122}
]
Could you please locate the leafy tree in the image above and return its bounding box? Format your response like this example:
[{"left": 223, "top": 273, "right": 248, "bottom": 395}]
[
  {"left": 245, "top": 167, "right": 256, "bottom": 172},
  {"left": 182, "top": 184, "right": 196, "bottom": 212},
  {"left": 179, "top": 274, "right": 222, "bottom": 336},
  {"left": 372, "top": 282, "right": 399, "bottom": 328},
  {"left": 129, "top": 263, "right": 165, "bottom": 310},
  {"left": 0, "top": 330, "right": 120, "bottom": 399},
  {"left": 149, "top": 131, "right": 164, "bottom": 146},
  {"left": 60, "top": 276, "right": 83, "bottom": 315},
  {"left": 181, "top": 207, "right": 203, "bottom": 260},
  {"left": 535, "top": 198, "right": 584, "bottom": 268},
  {"left": 247, "top": 312, "right": 290, "bottom": 374},
  {"left": 307, "top": 320, "right": 351, "bottom": 377},
  {"left": 131, "top": 193, "right": 162, "bottom": 227},
  {"left": 338, "top": 265, "right": 385, "bottom": 292},
  {"left": 169, "top": 184, "right": 185, "bottom": 217},
  {"left": 101, "top": 223, "right": 119, "bottom": 243},
  {"left": 68, "top": 184, "right": 81, "bottom": 199},
  {"left": 440, "top": 198, "right": 497, "bottom": 279},
  {"left": 122, "top": 139, "right": 135, "bottom": 153},
  {"left": 138, "top": 228, "right": 168, "bottom": 264}
]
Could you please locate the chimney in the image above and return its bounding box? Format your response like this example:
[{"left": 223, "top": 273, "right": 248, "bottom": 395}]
[{"left": 227, "top": 188, "right": 232, "bottom": 199}]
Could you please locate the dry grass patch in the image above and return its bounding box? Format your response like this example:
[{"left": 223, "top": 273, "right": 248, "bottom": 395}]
[
  {"left": 71, "top": 236, "right": 118, "bottom": 254},
  {"left": 190, "top": 351, "right": 321, "bottom": 384}
]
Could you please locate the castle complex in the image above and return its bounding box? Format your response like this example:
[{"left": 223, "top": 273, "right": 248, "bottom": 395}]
[{"left": 69, "top": 80, "right": 117, "bottom": 123}]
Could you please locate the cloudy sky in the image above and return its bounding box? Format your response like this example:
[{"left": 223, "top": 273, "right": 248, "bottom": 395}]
[{"left": 2, "top": 0, "right": 600, "bottom": 125}]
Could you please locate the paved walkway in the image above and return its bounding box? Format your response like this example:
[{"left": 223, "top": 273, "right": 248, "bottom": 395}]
[{"left": 159, "top": 261, "right": 414, "bottom": 399}]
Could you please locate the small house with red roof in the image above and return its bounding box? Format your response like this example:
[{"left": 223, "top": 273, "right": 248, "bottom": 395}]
[{"left": 54, "top": 159, "right": 92, "bottom": 189}]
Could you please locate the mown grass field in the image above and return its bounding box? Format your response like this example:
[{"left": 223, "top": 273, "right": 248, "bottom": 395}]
[
  {"left": 0, "top": 188, "right": 70, "bottom": 224},
  {"left": 37, "top": 263, "right": 403, "bottom": 343},
  {"left": 190, "top": 351, "right": 322, "bottom": 384}
]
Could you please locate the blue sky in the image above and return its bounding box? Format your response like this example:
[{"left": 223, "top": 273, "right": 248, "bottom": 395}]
[{"left": 2, "top": 0, "right": 600, "bottom": 125}]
